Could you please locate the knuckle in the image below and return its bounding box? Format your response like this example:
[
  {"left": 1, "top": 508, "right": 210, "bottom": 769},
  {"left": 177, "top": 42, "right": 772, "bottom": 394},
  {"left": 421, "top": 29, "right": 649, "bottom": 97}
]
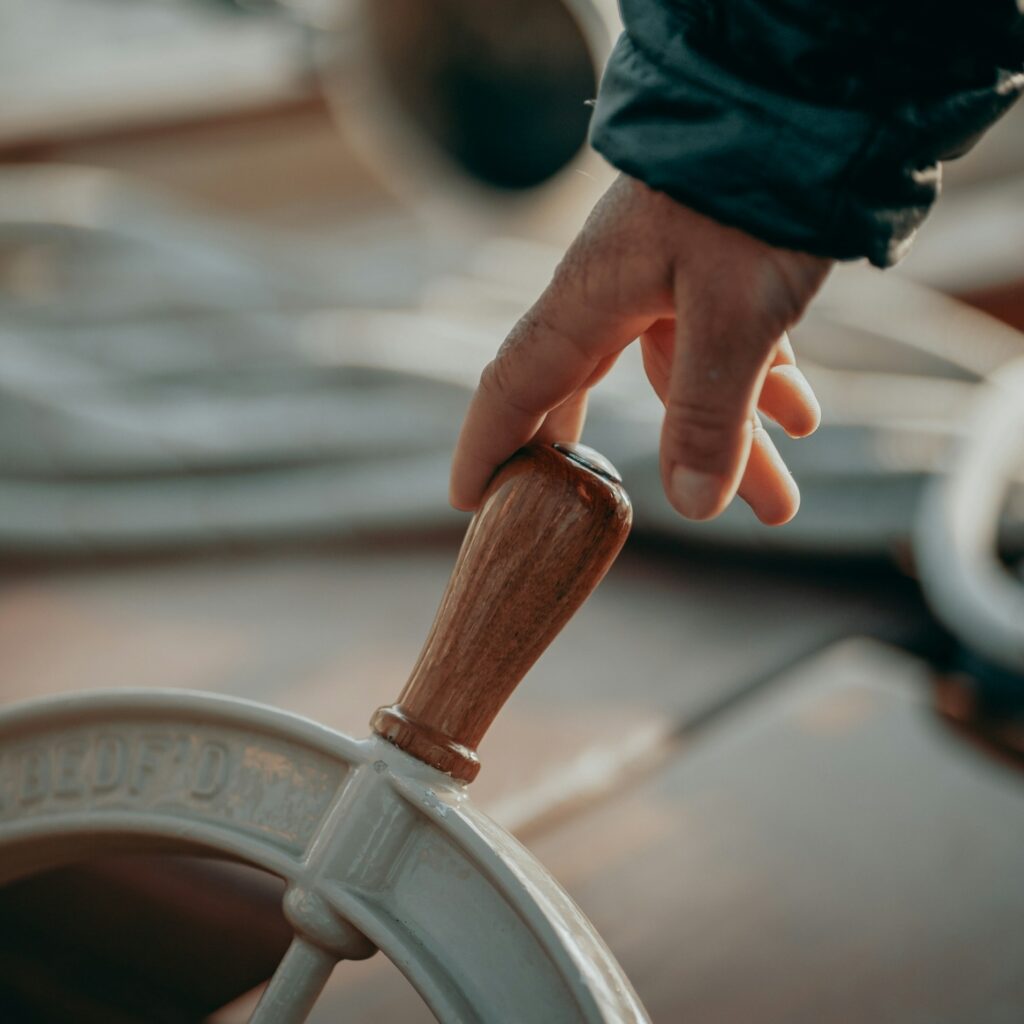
[
  {"left": 663, "top": 399, "right": 737, "bottom": 468},
  {"left": 530, "top": 307, "right": 588, "bottom": 362},
  {"left": 477, "top": 355, "right": 535, "bottom": 417},
  {"left": 555, "top": 220, "right": 672, "bottom": 317},
  {"left": 555, "top": 249, "right": 617, "bottom": 316},
  {"left": 760, "top": 251, "right": 828, "bottom": 332},
  {"left": 477, "top": 356, "right": 511, "bottom": 400}
]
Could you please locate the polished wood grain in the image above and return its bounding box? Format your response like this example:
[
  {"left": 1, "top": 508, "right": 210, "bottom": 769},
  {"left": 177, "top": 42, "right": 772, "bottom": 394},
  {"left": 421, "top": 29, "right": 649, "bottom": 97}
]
[{"left": 371, "top": 443, "right": 632, "bottom": 782}]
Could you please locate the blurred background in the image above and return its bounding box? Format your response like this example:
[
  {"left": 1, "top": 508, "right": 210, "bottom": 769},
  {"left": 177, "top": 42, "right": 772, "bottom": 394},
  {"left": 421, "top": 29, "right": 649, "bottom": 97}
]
[{"left": 0, "top": 0, "right": 1023, "bottom": 1020}]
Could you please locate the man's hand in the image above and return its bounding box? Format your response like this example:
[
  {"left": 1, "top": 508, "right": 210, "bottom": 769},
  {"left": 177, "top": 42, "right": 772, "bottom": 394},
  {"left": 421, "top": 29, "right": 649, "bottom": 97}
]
[{"left": 450, "top": 175, "right": 832, "bottom": 524}]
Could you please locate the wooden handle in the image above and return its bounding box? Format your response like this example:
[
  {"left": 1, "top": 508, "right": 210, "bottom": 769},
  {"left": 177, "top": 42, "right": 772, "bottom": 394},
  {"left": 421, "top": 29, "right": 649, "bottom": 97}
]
[{"left": 371, "top": 442, "right": 632, "bottom": 782}]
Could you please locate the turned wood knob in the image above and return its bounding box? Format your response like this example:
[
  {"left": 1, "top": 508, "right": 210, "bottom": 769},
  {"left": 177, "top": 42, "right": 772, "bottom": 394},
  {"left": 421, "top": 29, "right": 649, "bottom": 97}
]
[{"left": 371, "top": 442, "right": 632, "bottom": 782}]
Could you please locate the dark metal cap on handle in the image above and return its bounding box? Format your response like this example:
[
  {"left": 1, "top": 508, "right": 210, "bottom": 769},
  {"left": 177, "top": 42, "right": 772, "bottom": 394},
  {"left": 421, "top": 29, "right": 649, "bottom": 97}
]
[
  {"left": 371, "top": 443, "right": 632, "bottom": 782},
  {"left": 552, "top": 442, "right": 623, "bottom": 484}
]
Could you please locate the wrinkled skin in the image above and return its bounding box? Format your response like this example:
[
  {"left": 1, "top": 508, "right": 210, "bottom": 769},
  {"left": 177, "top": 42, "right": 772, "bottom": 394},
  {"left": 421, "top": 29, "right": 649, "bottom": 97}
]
[{"left": 451, "top": 175, "right": 833, "bottom": 525}]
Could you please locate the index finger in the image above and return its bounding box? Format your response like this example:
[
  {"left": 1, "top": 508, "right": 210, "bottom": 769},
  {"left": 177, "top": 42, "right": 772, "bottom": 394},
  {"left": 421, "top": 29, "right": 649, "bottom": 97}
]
[{"left": 449, "top": 284, "right": 649, "bottom": 510}]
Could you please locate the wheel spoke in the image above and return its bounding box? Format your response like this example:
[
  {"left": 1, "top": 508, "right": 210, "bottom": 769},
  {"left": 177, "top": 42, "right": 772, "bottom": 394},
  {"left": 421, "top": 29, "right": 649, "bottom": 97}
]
[{"left": 248, "top": 935, "right": 338, "bottom": 1024}]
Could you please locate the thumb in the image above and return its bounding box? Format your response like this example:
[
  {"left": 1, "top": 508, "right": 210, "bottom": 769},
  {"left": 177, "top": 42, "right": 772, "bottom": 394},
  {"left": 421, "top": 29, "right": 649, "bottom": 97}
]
[{"left": 661, "top": 303, "right": 777, "bottom": 521}]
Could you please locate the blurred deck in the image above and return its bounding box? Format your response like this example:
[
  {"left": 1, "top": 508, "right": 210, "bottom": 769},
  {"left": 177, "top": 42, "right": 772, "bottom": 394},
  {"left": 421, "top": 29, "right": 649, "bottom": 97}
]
[
  {"left": 5, "top": 535, "right": 1024, "bottom": 1022},
  {"left": 299, "top": 639, "right": 1024, "bottom": 1024}
]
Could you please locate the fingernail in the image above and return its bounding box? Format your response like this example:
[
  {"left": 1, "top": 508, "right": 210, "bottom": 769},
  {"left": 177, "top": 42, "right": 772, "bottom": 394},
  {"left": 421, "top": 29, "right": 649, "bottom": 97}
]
[{"left": 670, "top": 467, "right": 723, "bottom": 520}]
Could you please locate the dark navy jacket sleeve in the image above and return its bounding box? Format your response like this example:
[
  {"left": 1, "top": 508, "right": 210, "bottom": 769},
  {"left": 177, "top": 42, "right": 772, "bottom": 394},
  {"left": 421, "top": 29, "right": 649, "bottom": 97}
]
[{"left": 590, "top": 1, "right": 1024, "bottom": 266}]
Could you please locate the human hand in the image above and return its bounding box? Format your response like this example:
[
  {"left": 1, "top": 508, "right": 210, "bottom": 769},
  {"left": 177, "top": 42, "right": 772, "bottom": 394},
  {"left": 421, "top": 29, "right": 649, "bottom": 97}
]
[{"left": 450, "top": 175, "right": 833, "bottom": 525}]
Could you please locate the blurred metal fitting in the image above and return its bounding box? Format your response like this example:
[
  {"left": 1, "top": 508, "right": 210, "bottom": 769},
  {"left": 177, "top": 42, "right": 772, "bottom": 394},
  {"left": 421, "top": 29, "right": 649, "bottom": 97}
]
[
  {"left": 311, "top": 0, "right": 621, "bottom": 241},
  {"left": 915, "top": 357, "right": 1024, "bottom": 678}
]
